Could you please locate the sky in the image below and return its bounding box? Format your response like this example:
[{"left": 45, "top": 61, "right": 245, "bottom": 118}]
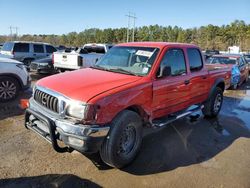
[{"left": 0, "top": 0, "right": 249, "bottom": 35}]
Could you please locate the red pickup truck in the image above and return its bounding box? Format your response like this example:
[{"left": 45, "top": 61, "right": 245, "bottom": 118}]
[{"left": 25, "top": 42, "right": 231, "bottom": 168}]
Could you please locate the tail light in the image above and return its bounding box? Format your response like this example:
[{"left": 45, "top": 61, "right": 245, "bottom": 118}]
[{"left": 52, "top": 53, "right": 54, "bottom": 64}]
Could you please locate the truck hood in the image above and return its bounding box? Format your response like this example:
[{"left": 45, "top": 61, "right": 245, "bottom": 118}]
[{"left": 36, "top": 68, "right": 142, "bottom": 102}]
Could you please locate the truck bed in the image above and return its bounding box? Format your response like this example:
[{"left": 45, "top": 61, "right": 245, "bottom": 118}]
[
  {"left": 205, "top": 64, "right": 231, "bottom": 89},
  {"left": 53, "top": 52, "right": 103, "bottom": 70}
]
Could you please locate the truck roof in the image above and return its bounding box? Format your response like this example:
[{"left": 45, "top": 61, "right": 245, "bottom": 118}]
[
  {"left": 212, "top": 54, "right": 241, "bottom": 58},
  {"left": 8, "top": 41, "right": 51, "bottom": 45},
  {"left": 117, "top": 42, "right": 198, "bottom": 49}
]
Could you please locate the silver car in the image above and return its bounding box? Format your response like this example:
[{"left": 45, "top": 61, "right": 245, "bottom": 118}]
[
  {"left": 0, "top": 56, "right": 31, "bottom": 102},
  {"left": 1, "top": 41, "right": 57, "bottom": 68}
]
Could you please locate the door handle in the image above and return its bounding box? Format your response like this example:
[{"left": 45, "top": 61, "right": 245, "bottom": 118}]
[
  {"left": 184, "top": 80, "right": 190, "bottom": 85},
  {"left": 201, "top": 75, "right": 207, "bottom": 79}
]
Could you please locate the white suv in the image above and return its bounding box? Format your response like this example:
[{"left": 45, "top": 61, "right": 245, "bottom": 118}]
[
  {"left": 1, "top": 41, "right": 57, "bottom": 68},
  {"left": 0, "top": 57, "right": 31, "bottom": 102}
]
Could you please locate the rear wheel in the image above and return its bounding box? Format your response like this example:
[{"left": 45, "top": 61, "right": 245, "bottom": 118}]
[
  {"left": 100, "top": 110, "right": 143, "bottom": 168},
  {"left": 202, "top": 87, "right": 223, "bottom": 118},
  {"left": 0, "top": 76, "right": 20, "bottom": 102}
]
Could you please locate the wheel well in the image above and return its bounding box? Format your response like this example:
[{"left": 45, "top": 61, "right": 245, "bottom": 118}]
[
  {"left": 216, "top": 82, "right": 225, "bottom": 92},
  {"left": 0, "top": 74, "right": 22, "bottom": 89},
  {"left": 125, "top": 105, "right": 149, "bottom": 124}
]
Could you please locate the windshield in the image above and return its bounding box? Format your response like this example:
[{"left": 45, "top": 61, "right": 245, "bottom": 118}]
[
  {"left": 2, "top": 42, "right": 14, "bottom": 51},
  {"left": 94, "top": 46, "right": 159, "bottom": 76},
  {"left": 208, "top": 56, "right": 238, "bottom": 65}
]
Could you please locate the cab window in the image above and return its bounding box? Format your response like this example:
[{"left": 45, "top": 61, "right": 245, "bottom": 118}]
[
  {"left": 159, "top": 48, "right": 186, "bottom": 76},
  {"left": 187, "top": 48, "right": 203, "bottom": 71}
]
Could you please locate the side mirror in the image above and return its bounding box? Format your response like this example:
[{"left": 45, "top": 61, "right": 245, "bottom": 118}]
[{"left": 158, "top": 66, "right": 171, "bottom": 78}]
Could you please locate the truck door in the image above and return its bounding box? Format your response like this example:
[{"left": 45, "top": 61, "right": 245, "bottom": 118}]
[
  {"left": 152, "top": 48, "right": 191, "bottom": 119},
  {"left": 187, "top": 48, "right": 209, "bottom": 105}
]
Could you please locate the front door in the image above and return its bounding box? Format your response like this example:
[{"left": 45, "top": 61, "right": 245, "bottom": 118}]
[{"left": 152, "top": 48, "right": 191, "bottom": 119}]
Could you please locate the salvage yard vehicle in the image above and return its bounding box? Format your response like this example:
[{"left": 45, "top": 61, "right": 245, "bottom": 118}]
[
  {"left": 1, "top": 41, "right": 57, "bottom": 68},
  {"left": 0, "top": 57, "right": 30, "bottom": 102},
  {"left": 207, "top": 54, "right": 249, "bottom": 89},
  {"left": 53, "top": 43, "right": 113, "bottom": 72},
  {"left": 30, "top": 55, "right": 54, "bottom": 74},
  {"left": 243, "top": 54, "right": 250, "bottom": 73},
  {"left": 25, "top": 42, "right": 231, "bottom": 168}
]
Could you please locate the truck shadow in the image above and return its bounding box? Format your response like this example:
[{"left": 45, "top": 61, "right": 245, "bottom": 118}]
[
  {"left": 123, "top": 93, "right": 250, "bottom": 175},
  {"left": 0, "top": 174, "right": 101, "bottom": 188},
  {"left": 86, "top": 94, "right": 250, "bottom": 175}
]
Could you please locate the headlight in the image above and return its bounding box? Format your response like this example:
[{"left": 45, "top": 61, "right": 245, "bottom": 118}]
[{"left": 66, "top": 102, "right": 87, "bottom": 119}]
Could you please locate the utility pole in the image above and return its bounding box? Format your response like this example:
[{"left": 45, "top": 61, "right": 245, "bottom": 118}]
[
  {"left": 9, "top": 26, "right": 19, "bottom": 40},
  {"left": 9, "top": 26, "right": 13, "bottom": 40},
  {"left": 126, "top": 12, "right": 137, "bottom": 42}
]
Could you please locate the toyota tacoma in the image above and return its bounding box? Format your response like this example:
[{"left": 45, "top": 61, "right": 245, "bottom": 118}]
[{"left": 25, "top": 42, "right": 231, "bottom": 168}]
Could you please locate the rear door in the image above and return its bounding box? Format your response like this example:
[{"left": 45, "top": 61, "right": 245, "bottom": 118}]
[
  {"left": 187, "top": 48, "right": 209, "bottom": 104},
  {"left": 33, "top": 44, "right": 46, "bottom": 59},
  {"left": 152, "top": 48, "right": 190, "bottom": 118},
  {"left": 13, "top": 43, "right": 30, "bottom": 61}
]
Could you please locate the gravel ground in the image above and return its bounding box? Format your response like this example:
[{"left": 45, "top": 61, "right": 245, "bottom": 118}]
[{"left": 0, "top": 73, "right": 249, "bottom": 188}]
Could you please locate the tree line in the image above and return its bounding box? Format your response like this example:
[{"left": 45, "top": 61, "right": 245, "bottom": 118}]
[{"left": 0, "top": 20, "right": 250, "bottom": 51}]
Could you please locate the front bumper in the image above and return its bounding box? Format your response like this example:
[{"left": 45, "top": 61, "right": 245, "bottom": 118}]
[
  {"left": 25, "top": 108, "right": 110, "bottom": 153},
  {"left": 30, "top": 62, "right": 54, "bottom": 73}
]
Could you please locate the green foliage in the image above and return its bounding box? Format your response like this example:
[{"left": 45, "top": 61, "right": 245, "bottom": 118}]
[{"left": 1, "top": 20, "right": 250, "bottom": 51}]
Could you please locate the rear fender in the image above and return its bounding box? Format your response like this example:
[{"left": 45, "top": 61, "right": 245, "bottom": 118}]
[{"left": 207, "top": 78, "right": 225, "bottom": 101}]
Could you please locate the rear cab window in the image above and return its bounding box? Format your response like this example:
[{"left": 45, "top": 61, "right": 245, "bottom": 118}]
[
  {"left": 33, "top": 44, "right": 44, "bottom": 53},
  {"left": 2, "top": 42, "right": 14, "bottom": 51},
  {"left": 187, "top": 48, "right": 203, "bottom": 71},
  {"left": 84, "top": 46, "right": 106, "bottom": 54},
  {"left": 13, "top": 43, "right": 30, "bottom": 52}
]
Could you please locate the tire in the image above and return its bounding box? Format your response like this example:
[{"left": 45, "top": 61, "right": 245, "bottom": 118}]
[
  {"left": 100, "top": 110, "right": 143, "bottom": 168},
  {"left": 202, "top": 87, "right": 223, "bottom": 118},
  {"left": 0, "top": 76, "right": 20, "bottom": 102}
]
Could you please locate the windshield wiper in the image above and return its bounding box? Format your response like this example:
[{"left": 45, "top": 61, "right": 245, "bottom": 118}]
[
  {"left": 90, "top": 65, "right": 109, "bottom": 71},
  {"left": 91, "top": 65, "right": 140, "bottom": 76},
  {"left": 108, "top": 68, "right": 140, "bottom": 76}
]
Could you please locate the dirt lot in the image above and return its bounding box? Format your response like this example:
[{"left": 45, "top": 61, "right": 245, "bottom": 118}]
[{"left": 0, "top": 73, "right": 250, "bottom": 188}]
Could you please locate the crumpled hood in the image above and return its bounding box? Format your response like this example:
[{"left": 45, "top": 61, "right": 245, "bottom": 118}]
[{"left": 36, "top": 68, "right": 142, "bottom": 102}]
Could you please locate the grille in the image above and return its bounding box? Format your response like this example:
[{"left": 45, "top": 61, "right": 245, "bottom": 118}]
[
  {"left": 34, "top": 89, "right": 59, "bottom": 113},
  {"left": 30, "top": 63, "right": 38, "bottom": 70}
]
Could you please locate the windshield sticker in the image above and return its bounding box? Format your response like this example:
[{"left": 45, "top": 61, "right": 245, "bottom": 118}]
[
  {"left": 142, "top": 67, "right": 149, "bottom": 74},
  {"left": 136, "top": 50, "right": 153, "bottom": 57}
]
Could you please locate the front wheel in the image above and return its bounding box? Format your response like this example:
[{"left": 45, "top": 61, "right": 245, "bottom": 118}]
[
  {"left": 0, "top": 76, "right": 20, "bottom": 102},
  {"left": 100, "top": 110, "right": 143, "bottom": 168},
  {"left": 202, "top": 87, "right": 223, "bottom": 118}
]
